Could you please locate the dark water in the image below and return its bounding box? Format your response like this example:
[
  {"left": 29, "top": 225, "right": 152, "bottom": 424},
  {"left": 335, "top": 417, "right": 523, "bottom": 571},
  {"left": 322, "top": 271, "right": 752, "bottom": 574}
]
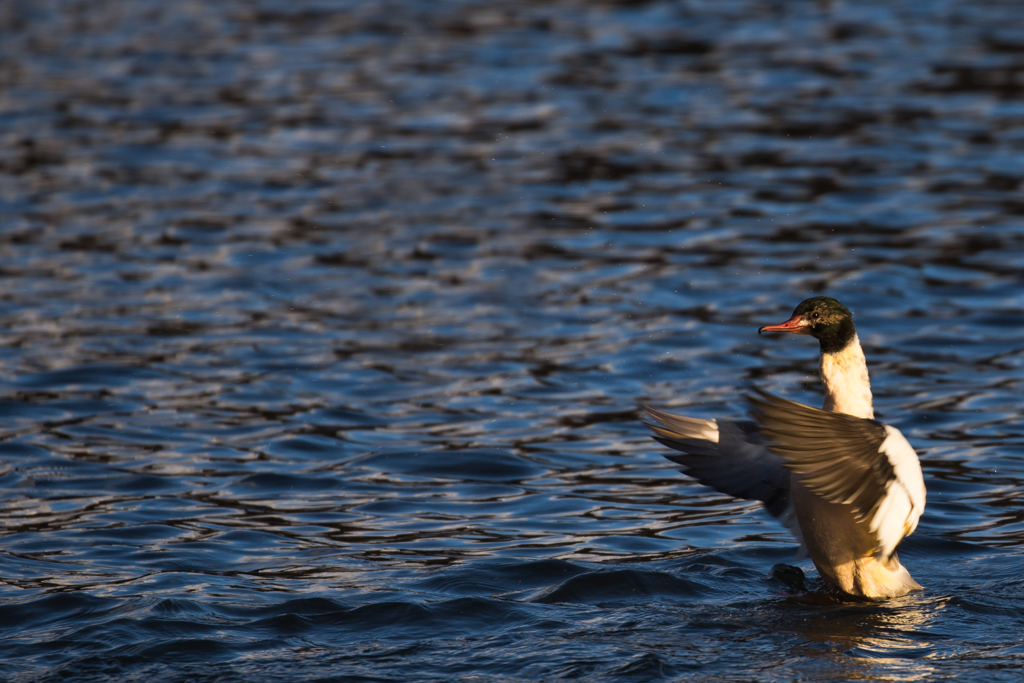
[{"left": 2, "top": 0, "right": 1024, "bottom": 680}]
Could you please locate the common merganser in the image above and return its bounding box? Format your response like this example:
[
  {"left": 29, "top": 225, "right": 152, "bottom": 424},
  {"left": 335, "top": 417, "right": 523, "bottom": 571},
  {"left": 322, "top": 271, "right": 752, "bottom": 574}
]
[{"left": 643, "top": 297, "right": 926, "bottom": 600}]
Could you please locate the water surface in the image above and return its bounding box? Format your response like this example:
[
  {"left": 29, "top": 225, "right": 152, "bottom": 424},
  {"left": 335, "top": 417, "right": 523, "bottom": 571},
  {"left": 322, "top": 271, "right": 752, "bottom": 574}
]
[{"left": 2, "top": 0, "right": 1024, "bottom": 680}]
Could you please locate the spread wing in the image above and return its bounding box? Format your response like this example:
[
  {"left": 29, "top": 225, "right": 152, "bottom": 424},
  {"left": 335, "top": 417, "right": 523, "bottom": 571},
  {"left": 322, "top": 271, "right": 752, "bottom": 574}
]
[
  {"left": 642, "top": 404, "right": 803, "bottom": 549},
  {"left": 749, "top": 388, "right": 925, "bottom": 559}
]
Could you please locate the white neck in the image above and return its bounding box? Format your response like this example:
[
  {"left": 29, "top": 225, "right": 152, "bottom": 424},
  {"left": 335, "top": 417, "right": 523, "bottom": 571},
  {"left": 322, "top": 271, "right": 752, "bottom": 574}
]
[{"left": 819, "top": 333, "right": 874, "bottom": 419}]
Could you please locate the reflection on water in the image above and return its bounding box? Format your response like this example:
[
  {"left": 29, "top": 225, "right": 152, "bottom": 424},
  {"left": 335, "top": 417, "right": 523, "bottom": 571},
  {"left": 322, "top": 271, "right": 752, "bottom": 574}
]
[
  {"left": 1, "top": 0, "right": 1024, "bottom": 680},
  {"left": 775, "top": 595, "right": 942, "bottom": 681}
]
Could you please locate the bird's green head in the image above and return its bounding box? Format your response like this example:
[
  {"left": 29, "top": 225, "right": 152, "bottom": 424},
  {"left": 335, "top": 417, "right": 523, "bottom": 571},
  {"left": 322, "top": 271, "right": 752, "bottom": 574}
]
[{"left": 758, "top": 296, "right": 856, "bottom": 354}]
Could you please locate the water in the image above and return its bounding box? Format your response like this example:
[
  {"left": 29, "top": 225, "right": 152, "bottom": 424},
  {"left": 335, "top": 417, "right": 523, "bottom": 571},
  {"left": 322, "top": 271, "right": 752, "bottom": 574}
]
[{"left": 2, "top": 0, "right": 1024, "bottom": 680}]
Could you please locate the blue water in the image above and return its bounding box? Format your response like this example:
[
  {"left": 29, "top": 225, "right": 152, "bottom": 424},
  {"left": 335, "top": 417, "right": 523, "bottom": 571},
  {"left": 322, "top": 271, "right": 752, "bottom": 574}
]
[{"left": 3, "top": 0, "right": 1024, "bottom": 680}]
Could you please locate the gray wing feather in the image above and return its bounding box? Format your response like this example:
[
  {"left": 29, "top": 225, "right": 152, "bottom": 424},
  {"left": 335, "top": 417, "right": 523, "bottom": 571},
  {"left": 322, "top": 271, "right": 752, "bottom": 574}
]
[
  {"left": 748, "top": 388, "right": 895, "bottom": 527},
  {"left": 642, "top": 403, "right": 797, "bottom": 534}
]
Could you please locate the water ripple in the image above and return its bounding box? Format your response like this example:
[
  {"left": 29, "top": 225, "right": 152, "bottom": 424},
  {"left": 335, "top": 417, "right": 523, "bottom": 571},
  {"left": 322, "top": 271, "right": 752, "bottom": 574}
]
[{"left": 2, "top": 0, "right": 1024, "bottom": 680}]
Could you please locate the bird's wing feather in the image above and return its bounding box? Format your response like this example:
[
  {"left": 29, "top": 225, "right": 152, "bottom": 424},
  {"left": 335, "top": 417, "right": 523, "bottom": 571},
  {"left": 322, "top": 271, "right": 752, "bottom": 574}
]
[
  {"left": 642, "top": 403, "right": 803, "bottom": 550},
  {"left": 749, "top": 388, "right": 925, "bottom": 558}
]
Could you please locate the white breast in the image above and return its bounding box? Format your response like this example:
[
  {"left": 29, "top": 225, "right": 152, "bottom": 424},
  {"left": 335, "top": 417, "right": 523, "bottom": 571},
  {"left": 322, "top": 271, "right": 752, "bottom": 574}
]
[
  {"left": 820, "top": 334, "right": 874, "bottom": 419},
  {"left": 870, "top": 425, "right": 926, "bottom": 559}
]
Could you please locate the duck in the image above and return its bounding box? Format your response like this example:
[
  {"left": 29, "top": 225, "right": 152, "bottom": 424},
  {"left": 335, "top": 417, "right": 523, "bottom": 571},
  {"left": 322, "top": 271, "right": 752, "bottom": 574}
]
[{"left": 643, "top": 296, "right": 926, "bottom": 600}]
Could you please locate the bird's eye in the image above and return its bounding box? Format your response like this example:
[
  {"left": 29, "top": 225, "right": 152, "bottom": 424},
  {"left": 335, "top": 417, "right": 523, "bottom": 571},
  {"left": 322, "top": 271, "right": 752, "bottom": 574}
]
[{"left": 812, "top": 312, "right": 820, "bottom": 319}]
